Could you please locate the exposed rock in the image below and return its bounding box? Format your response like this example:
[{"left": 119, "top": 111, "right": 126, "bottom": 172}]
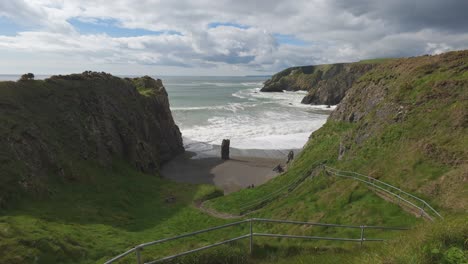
[
  {"left": 328, "top": 51, "right": 468, "bottom": 163},
  {"left": 0, "top": 72, "right": 184, "bottom": 205},
  {"left": 301, "top": 63, "right": 376, "bottom": 105},
  {"left": 261, "top": 63, "right": 376, "bottom": 105},
  {"left": 273, "top": 164, "right": 284, "bottom": 173},
  {"left": 221, "top": 139, "right": 230, "bottom": 160}
]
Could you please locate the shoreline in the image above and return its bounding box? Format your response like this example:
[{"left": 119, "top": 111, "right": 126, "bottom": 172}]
[
  {"left": 161, "top": 150, "right": 292, "bottom": 194},
  {"left": 185, "top": 140, "right": 302, "bottom": 159}
]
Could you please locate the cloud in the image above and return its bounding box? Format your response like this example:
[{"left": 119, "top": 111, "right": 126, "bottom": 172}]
[{"left": 0, "top": 0, "right": 467, "bottom": 75}]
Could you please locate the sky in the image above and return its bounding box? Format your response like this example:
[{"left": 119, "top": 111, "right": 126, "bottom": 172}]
[{"left": 0, "top": 0, "right": 468, "bottom": 76}]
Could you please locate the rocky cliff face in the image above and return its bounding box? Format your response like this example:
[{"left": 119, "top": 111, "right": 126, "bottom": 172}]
[
  {"left": 0, "top": 72, "right": 184, "bottom": 206},
  {"left": 300, "top": 63, "right": 376, "bottom": 105},
  {"left": 325, "top": 51, "right": 467, "bottom": 210},
  {"left": 261, "top": 63, "right": 376, "bottom": 105}
]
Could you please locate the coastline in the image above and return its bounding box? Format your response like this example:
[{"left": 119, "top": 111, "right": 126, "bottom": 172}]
[
  {"left": 161, "top": 150, "right": 291, "bottom": 194},
  {"left": 161, "top": 77, "right": 329, "bottom": 194}
]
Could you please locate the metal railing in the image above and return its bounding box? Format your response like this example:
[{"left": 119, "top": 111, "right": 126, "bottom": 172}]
[
  {"left": 323, "top": 166, "right": 443, "bottom": 221},
  {"left": 237, "top": 161, "right": 324, "bottom": 214},
  {"left": 104, "top": 218, "right": 408, "bottom": 264},
  {"left": 234, "top": 162, "right": 442, "bottom": 222}
]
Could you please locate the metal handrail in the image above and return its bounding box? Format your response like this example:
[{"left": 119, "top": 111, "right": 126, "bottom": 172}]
[
  {"left": 104, "top": 218, "right": 408, "bottom": 264},
  {"left": 138, "top": 220, "right": 250, "bottom": 248},
  {"left": 146, "top": 235, "right": 251, "bottom": 264},
  {"left": 238, "top": 173, "right": 310, "bottom": 212},
  {"left": 332, "top": 170, "right": 431, "bottom": 218},
  {"left": 238, "top": 162, "right": 324, "bottom": 213},
  {"left": 325, "top": 167, "right": 433, "bottom": 211},
  {"left": 323, "top": 166, "right": 442, "bottom": 220},
  {"left": 104, "top": 165, "right": 439, "bottom": 263},
  {"left": 347, "top": 168, "right": 442, "bottom": 219}
]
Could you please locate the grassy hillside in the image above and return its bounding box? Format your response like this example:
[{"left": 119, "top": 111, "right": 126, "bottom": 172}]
[
  {"left": 1, "top": 51, "right": 466, "bottom": 264},
  {"left": 210, "top": 50, "right": 467, "bottom": 214},
  {"left": 0, "top": 72, "right": 183, "bottom": 209},
  {"left": 207, "top": 50, "right": 468, "bottom": 262},
  {"left": 0, "top": 159, "right": 236, "bottom": 264}
]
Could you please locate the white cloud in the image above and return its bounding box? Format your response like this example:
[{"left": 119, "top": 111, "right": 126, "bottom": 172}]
[{"left": 0, "top": 0, "right": 467, "bottom": 75}]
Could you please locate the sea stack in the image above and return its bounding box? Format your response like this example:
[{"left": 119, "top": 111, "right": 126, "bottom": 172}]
[{"left": 221, "top": 139, "right": 230, "bottom": 160}]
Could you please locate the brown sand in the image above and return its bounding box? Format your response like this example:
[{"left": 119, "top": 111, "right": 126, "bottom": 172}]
[{"left": 161, "top": 152, "right": 285, "bottom": 194}]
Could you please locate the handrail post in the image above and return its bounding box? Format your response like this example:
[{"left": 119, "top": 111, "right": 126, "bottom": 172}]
[
  {"left": 420, "top": 203, "right": 426, "bottom": 217},
  {"left": 135, "top": 246, "right": 142, "bottom": 264},
  {"left": 360, "top": 226, "right": 365, "bottom": 247},
  {"left": 397, "top": 189, "right": 402, "bottom": 205},
  {"left": 249, "top": 219, "right": 253, "bottom": 254}
]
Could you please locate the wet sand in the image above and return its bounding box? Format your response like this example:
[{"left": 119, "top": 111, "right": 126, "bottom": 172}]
[{"left": 161, "top": 151, "right": 286, "bottom": 194}]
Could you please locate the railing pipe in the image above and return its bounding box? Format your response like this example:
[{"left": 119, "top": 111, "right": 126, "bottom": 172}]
[
  {"left": 324, "top": 166, "right": 442, "bottom": 219},
  {"left": 325, "top": 168, "right": 437, "bottom": 221},
  {"left": 145, "top": 235, "right": 250, "bottom": 264},
  {"left": 249, "top": 219, "right": 253, "bottom": 254},
  {"left": 103, "top": 248, "right": 136, "bottom": 264},
  {"left": 253, "top": 233, "right": 383, "bottom": 242},
  {"left": 138, "top": 220, "right": 249, "bottom": 248},
  {"left": 105, "top": 218, "right": 408, "bottom": 264}
]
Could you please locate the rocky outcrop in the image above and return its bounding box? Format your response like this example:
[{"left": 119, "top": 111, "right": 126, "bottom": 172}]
[
  {"left": 300, "top": 63, "right": 376, "bottom": 105},
  {"left": 329, "top": 51, "right": 468, "bottom": 163},
  {"left": 300, "top": 50, "right": 468, "bottom": 213},
  {"left": 0, "top": 72, "right": 183, "bottom": 206},
  {"left": 261, "top": 63, "right": 376, "bottom": 105},
  {"left": 261, "top": 65, "right": 321, "bottom": 92}
]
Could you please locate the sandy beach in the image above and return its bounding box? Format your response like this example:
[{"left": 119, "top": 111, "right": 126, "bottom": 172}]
[{"left": 161, "top": 151, "right": 287, "bottom": 194}]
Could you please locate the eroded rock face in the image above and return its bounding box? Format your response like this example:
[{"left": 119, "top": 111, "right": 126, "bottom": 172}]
[
  {"left": 0, "top": 72, "right": 184, "bottom": 205},
  {"left": 221, "top": 139, "right": 230, "bottom": 160},
  {"left": 261, "top": 63, "right": 376, "bottom": 105},
  {"left": 301, "top": 64, "right": 376, "bottom": 105}
]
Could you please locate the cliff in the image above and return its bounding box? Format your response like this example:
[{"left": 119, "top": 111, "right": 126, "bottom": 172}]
[
  {"left": 314, "top": 50, "right": 467, "bottom": 212},
  {"left": 0, "top": 72, "right": 184, "bottom": 206},
  {"left": 261, "top": 62, "right": 377, "bottom": 105},
  {"left": 211, "top": 49, "right": 468, "bottom": 216}
]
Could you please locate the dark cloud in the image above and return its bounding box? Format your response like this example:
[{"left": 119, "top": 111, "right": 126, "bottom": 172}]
[
  {"left": 0, "top": 0, "right": 468, "bottom": 75},
  {"left": 333, "top": 0, "right": 468, "bottom": 33}
]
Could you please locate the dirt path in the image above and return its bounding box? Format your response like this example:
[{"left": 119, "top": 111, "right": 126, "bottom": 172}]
[{"left": 195, "top": 201, "right": 243, "bottom": 219}]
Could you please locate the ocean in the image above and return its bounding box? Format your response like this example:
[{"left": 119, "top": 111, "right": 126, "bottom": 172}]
[
  {"left": 162, "top": 76, "right": 334, "bottom": 158},
  {"left": 0, "top": 75, "right": 333, "bottom": 158}
]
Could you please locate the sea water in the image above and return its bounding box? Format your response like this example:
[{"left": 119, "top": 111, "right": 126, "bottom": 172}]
[
  {"left": 163, "top": 76, "right": 334, "bottom": 158},
  {"left": 0, "top": 75, "right": 334, "bottom": 158}
]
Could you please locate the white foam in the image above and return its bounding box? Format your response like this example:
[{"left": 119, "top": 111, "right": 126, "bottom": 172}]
[
  {"left": 232, "top": 88, "right": 337, "bottom": 110},
  {"left": 172, "top": 102, "right": 258, "bottom": 112},
  {"left": 180, "top": 111, "right": 327, "bottom": 150},
  {"left": 174, "top": 85, "right": 334, "bottom": 158},
  {"left": 241, "top": 82, "right": 264, "bottom": 86}
]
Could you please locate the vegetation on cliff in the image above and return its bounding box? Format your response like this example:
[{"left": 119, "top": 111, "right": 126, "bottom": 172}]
[
  {"left": 209, "top": 50, "right": 467, "bottom": 262},
  {"left": 0, "top": 72, "right": 184, "bottom": 208},
  {"left": 1, "top": 50, "right": 467, "bottom": 264},
  {"left": 261, "top": 60, "right": 391, "bottom": 105}
]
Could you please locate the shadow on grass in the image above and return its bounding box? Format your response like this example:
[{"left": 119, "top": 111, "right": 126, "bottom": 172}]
[{"left": 0, "top": 158, "right": 220, "bottom": 232}]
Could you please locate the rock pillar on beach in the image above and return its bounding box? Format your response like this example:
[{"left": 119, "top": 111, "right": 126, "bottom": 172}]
[{"left": 221, "top": 139, "right": 230, "bottom": 160}]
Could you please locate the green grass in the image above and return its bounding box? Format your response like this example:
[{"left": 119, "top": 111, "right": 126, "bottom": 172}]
[
  {"left": 0, "top": 160, "right": 235, "bottom": 264},
  {"left": 357, "top": 58, "right": 395, "bottom": 64},
  {"left": 204, "top": 50, "right": 468, "bottom": 261},
  {"left": 1, "top": 51, "right": 467, "bottom": 263},
  {"left": 206, "top": 121, "right": 354, "bottom": 215},
  {"left": 250, "top": 215, "right": 467, "bottom": 264}
]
